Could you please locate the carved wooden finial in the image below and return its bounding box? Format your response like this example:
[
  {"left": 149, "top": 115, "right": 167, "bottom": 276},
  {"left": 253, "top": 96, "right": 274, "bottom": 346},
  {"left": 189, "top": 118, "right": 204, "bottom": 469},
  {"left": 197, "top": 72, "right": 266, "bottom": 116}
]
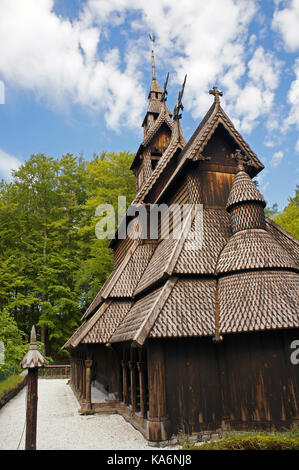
[
  {"left": 21, "top": 325, "right": 47, "bottom": 369},
  {"left": 229, "top": 149, "right": 249, "bottom": 171},
  {"left": 173, "top": 74, "right": 187, "bottom": 120},
  {"left": 149, "top": 33, "right": 156, "bottom": 80},
  {"left": 209, "top": 86, "right": 223, "bottom": 104}
]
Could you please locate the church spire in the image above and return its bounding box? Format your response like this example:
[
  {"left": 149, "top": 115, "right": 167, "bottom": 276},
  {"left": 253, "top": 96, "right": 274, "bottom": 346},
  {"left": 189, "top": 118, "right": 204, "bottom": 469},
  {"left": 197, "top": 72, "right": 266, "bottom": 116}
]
[{"left": 149, "top": 34, "right": 156, "bottom": 80}]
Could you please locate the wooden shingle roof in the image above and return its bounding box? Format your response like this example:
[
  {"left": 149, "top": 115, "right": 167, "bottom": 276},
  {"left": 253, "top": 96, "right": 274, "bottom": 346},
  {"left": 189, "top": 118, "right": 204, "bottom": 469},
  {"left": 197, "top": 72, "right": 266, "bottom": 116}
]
[{"left": 63, "top": 87, "right": 299, "bottom": 351}]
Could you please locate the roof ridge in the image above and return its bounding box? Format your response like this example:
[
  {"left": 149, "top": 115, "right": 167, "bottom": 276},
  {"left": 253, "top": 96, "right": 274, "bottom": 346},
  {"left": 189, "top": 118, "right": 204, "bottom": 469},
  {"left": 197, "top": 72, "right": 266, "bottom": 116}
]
[
  {"left": 63, "top": 301, "right": 111, "bottom": 349},
  {"left": 133, "top": 119, "right": 185, "bottom": 205},
  {"left": 133, "top": 206, "right": 194, "bottom": 296},
  {"left": 132, "top": 278, "right": 178, "bottom": 346},
  {"left": 142, "top": 101, "right": 174, "bottom": 148}
]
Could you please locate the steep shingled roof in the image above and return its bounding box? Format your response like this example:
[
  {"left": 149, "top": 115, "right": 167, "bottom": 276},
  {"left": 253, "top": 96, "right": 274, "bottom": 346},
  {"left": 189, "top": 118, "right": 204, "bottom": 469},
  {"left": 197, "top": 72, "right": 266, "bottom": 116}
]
[
  {"left": 226, "top": 171, "right": 266, "bottom": 210},
  {"left": 63, "top": 85, "right": 299, "bottom": 351}
]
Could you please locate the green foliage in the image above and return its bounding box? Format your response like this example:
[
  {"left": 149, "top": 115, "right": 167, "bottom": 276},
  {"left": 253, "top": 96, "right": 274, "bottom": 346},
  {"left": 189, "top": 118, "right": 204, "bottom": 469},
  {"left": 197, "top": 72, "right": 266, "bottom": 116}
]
[
  {"left": 273, "top": 186, "right": 299, "bottom": 239},
  {"left": 0, "top": 374, "right": 25, "bottom": 399},
  {"left": 0, "top": 309, "right": 27, "bottom": 374},
  {"left": 180, "top": 430, "right": 299, "bottom": 450},
  {"left": 0, "top": 151, "right": 135, "bottom": 358}
]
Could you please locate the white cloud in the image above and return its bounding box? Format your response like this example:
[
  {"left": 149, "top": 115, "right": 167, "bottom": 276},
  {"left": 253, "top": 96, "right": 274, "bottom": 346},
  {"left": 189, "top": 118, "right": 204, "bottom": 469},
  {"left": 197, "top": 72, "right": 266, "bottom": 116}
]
[
  {"left": 0, "top": 149, "right": 22, "bottom": 179},
  {"left": 227, "top": 47, "right": 282, "bottom": 133},
  {"left": 0, "top": 0, "right": 145, "bottom": 130},
  {"left": 282, "top": 58, "right": 299, "bottom": 132},
  {"left": 0, "top": 0, "right": 283, "bottom": 132},
  {"left": 270, "top": 150, "right": 284, "bottom": 167},
  {"left": 295, "top": 139, "right": 299, "bottom": 153},
  {"left": 272, "top": 0, "right": 299, "bottom": 51}
]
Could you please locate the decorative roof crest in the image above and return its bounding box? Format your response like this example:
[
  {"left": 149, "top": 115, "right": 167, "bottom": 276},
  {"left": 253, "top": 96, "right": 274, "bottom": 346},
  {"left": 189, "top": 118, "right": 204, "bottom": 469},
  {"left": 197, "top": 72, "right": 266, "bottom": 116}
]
[
  {"left": 161, "top": 72, "right": 169, "bottom": 102},
  {"left": 173, "top": 74, "right": 187, "bottom": 120}
]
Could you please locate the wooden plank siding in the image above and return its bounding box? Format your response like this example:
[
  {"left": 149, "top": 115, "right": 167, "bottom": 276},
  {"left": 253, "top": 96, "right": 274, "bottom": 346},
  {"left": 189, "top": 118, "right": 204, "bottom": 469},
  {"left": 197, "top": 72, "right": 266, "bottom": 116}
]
[{"left": 151, "top": 329, "right": 299, "bottom": 436}]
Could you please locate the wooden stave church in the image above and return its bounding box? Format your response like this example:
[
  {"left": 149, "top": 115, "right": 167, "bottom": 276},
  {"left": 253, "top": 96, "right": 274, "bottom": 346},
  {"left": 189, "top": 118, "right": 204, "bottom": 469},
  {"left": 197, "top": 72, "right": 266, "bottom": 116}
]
[{"left": 63, "top": 55, "right": 299, "bottom": 442}]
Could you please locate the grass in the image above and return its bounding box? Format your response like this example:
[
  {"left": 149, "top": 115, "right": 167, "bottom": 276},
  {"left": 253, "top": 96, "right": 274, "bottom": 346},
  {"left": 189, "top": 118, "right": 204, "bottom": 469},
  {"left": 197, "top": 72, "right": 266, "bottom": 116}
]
[
  {"left": 0, "top": 374, "right": 25, "bottom": 400},
  {"left": 180, "top": 429, "right": 299, "bottom": 450}
]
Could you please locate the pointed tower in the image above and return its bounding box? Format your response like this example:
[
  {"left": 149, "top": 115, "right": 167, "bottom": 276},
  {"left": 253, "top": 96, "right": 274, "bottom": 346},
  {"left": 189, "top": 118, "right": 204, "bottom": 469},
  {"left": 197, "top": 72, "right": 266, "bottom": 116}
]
[
  {"left": 130, "top": 42, "right": 173, "bottom": 192},
  {"left": 216, "top": 149, "right": 297, "bottom": 274}
]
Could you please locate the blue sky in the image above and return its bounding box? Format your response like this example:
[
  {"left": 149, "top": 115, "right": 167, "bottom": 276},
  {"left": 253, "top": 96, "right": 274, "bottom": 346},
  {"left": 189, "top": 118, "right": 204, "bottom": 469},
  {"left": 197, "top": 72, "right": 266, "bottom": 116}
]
[{"left": 0, "top": 0, "right": 299, "bottom": 210}]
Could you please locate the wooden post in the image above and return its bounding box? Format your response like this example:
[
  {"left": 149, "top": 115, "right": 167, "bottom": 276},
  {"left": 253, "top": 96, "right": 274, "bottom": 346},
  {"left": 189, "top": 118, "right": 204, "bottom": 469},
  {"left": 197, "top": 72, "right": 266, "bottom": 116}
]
[
  {"left": 137, "top": 362, "right": 147, "bottom": 419},
  {"left": 147, "top": 341, "right": 170, "bottom": 442},
  {"left": 25, "top": 368, "right": 38, "bottom": 450},
  {"left": 128, "top": 361, "right": 137, "bottom": 413},
  {"left": 20, "top": 326, "right": 46, "bottom": 451},
  {"left": 121, "top": 360, "right": 128, "bottom": 405},
  {"left": 83, "top": 359, "right": 93, "bottom": 413}
]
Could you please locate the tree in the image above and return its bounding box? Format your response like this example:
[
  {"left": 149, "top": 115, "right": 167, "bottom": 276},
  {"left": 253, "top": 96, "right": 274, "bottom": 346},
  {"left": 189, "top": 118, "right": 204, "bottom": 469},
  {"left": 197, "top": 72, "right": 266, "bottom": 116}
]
[
  {"left": 75, "top": 151, "right": 135, "bottom": 308},
  {"left": 0, "top": 151, "right": 135, "bottom": 358},
  {"left": 273, "top": 186, "right": 299, "bottom": 239},
  {"left": 0, "top": 309, "right": 27, "bottom": 374}
]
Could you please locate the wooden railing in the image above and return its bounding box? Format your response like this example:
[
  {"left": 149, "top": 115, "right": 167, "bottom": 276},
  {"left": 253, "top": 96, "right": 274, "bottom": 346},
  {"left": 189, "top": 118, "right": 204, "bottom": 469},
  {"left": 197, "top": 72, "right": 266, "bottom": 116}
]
[{"left": 39, "top": 365, "right": 70, "bottom": 379}]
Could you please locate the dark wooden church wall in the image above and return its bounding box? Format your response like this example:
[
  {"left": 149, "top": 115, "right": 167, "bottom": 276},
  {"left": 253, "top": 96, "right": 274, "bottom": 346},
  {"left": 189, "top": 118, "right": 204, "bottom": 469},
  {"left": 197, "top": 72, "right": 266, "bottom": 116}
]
[
  {"left": 154, "top": 329, "right": 299, "bottom": 435},
  {"left": 89, "top": 344, "right": 121, "bottom": 398}
]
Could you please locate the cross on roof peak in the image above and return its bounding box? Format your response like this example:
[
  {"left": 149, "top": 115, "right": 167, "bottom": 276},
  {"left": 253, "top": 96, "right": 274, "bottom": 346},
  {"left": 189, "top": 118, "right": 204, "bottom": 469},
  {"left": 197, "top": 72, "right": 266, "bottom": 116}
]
[
  {"left": 230, "top": 149, "right": 249, "bottom": 171},
  {"left": 209, "top": 86, "right": 223, "bottom": 104}
]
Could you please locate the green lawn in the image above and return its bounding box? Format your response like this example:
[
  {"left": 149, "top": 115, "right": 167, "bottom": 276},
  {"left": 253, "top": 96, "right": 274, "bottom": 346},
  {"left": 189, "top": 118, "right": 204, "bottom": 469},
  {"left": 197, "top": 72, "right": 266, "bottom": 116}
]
[
  {"left": 0, "top": 374, "right": 25, "bottom": 400},
  {"left": 180, "top": 430, "right": 299, "bottom": 450}
]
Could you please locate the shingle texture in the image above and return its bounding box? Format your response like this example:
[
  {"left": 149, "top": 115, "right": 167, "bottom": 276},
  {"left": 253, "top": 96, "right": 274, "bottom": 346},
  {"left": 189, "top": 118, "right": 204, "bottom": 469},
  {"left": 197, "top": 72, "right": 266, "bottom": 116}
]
[
  {"left": 110, "top": 287, "right": 164, "bottom": 343},
  {"left": 219, "top": 270, "right": 299, "bottom": 333},
  {"left": 150, "top": 279, "right": 216, "bottom": 338},
  {"left": 82, "top": 301, "right": 132, "bottom": 344},
  {"left": 216, "top": 229, "right": 298, "bottom": 273},
  {"left": 226, "top": 171, "right": 266, "bottom": 210},
  {"left": 174, "top": 209, "right": 231, "bottom": 275},
  {"left": 109, "top": 243, "right": 156, "bottom": 297},
  {"left": 64, "top": 95, "right": 299, "bottom": 350}
]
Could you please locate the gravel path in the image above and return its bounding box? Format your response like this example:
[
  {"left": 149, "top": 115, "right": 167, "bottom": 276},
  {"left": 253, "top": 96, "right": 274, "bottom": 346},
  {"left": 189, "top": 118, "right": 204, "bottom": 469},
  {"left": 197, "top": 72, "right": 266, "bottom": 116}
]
[{"left": 0, "top": 379, "right": 169, "bottom": 450}]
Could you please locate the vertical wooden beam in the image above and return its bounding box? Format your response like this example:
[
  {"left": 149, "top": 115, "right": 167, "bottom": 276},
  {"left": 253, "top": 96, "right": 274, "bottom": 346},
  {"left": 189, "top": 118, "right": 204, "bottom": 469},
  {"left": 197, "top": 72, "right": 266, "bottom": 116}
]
[
  {"left": 121, "top": 360, "right": 128, "bottom": 405},
  {"left": 85, "top": 359, "right": 93, "bottom": 411},
  {"left": 147, "top": 341, "right": 171, "bottom": 442},
  {"left": 25, "top": 368, "right": 38, "bottom": 450},
  {"left": 137, "top": 362, "right": 147, "bottom": 419},
  {"left": 128, "top": 361, "right": 137, "bottom": 413}
]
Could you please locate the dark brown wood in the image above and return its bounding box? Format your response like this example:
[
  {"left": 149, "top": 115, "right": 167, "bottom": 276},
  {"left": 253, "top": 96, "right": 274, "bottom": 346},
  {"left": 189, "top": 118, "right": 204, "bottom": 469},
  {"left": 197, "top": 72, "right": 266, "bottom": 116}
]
[
  {"left": 121, "top": 360, "right": 128, "bottom": 405},
  {"left": 162, "top": 330, "right": 299, "bottom": 436},
  {"left": 84, "top": 359, "right": 92, "bottom": 411},
  {"left": 128, "top": 361, "right": 137, "bottom": 412},
  {"left": 147, "top": 341, "right": 170, "bottom": 441},
  {"left": 137, "top": 362, "right": 147, "bottom": 419},
  {"left": 25, "top": 368, "right": 38, "bottom": 451}
]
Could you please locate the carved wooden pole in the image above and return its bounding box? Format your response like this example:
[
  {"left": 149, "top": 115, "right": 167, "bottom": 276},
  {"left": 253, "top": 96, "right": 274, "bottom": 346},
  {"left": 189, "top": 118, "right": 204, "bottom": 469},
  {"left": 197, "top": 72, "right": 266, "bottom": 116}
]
[
  {"left": 84, "top": 359, "right": 93, "bottom": 412},
  {"left": 20, "top": 326, "right": 46, "bottom": 450}
]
